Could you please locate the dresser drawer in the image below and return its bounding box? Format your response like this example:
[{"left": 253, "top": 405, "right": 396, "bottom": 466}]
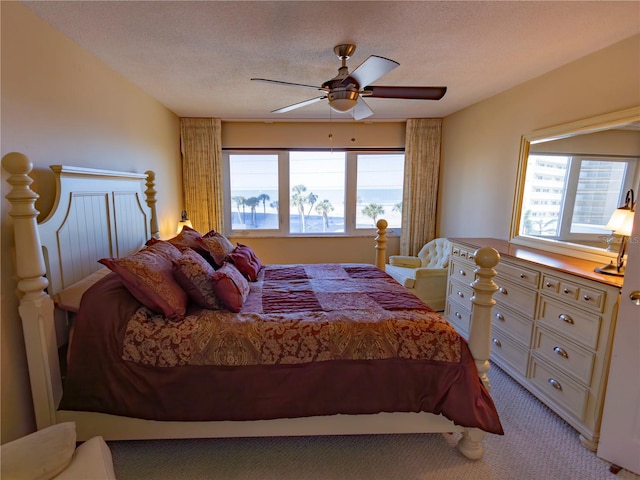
[
  {"left": 493, "top": 303, "right": 533, "bottom": 347},
  {"left": 448, "top": 279, "right": 474, "bottom": 310},
  {"left": 451, "top": 245, "right": 476, "bottom": 263},
  {"left": 490, "top": 328, "right": 529, "bottom": 376},
  {"left": 537, "top": 297, "right": 602, "bottom": 350},
  {"left": 532, "top": 327, "right": 595, "bottom": 386},
  {"left": 495, "top": 277, "right": 537, "bottom": 317},
  {"left": 445, "top": 299, "right": 470, "bottom": 337},
  {"left": 449, "top": 257, "right": 476, "bottom": 284},
  {"left": 495, "top": 261, "right": 540, "bottom": 288},
  {"left": 529, "top": 359, "right": 588, "bottom": 420},
  {"left": 541, "top": 274, "right": 606, "bottom": 313}
]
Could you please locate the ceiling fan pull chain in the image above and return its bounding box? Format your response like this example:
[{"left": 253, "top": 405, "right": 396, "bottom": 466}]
[{"left": 328, "top": 106, "right": 333, "bottom": 153}]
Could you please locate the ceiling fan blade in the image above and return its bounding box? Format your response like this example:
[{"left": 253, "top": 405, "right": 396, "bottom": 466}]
[
  {"left": 347, "top": 55, "right": 399, "bottom": 88},
  {"left": 350, "top": 96, "right": 374, "bottom": 121},
  {"left": 251, "top": 78, "right": 324, "bottom": 91},
  {"left": 362, "top": 86, "right": 447, "bottom": 100},
  {"left": 272, "top": 96, "right": 327, "bottom": 114}
]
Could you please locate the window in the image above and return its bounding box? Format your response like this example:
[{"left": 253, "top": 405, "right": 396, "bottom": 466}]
[
  {"left": 224, "top": 150, "right": 404, "bottom": 236},
  {"left": 519, "top": 154, "right": 636, "bottom": 242}
]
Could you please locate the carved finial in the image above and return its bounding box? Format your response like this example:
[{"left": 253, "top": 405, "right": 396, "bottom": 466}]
[
  {"left": 474, "top": 247, "right": 500, "bottom": 269},
  {"left": 2, "top": 152, "right": 32, "bottom": 175},
  {"left": 376, "top": 218, "right": 388, "bottom": 230},
  {"left": 144, "top": 170, "right": 160, "bottom": 239}
]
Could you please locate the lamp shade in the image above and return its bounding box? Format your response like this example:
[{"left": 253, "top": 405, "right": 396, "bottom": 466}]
[
  {"left": 176, "top": 210, "right": 193, "bottom": 234},
  {"left": 616, "top": 210, "right": 635, "bottom": 237},
  {"left": 604, "top": 207, "right": 631, "bottom": 232}
]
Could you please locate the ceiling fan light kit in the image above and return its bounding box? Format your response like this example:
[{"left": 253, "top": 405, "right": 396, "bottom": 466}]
[
  {"left": 251, "top": 44, "right": 447, "bottom": 120},
  {"left": 328, "top": 90, "right": 359, "bottom": 113}
]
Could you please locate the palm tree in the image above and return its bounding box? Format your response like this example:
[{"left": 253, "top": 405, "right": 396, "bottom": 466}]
[
  {"left": 291, "top": 184, "right": 308, "bottom": 232},
  {"left": 362, "top": 203, "right": 385, "bottom": 225},
  {"left": 245, "top": 197, "right": 260, "bottom": 227},
  {"left": 392, "top": 202, "right": 402, "bottom": 213},
  {"left": 291, "top": 185, "right": 318, "bottom": 233},
  {"left": 315, "top": 199, "right": 334, "bottom": 232},
  {"left": 232, "top": 196, "right": 246, "bottom": 224},
  {"left": 258, "top": 193, "right": 270, "bottom": 218}
]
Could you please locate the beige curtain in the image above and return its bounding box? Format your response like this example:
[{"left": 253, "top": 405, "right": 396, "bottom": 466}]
[
  {"left": 180, "top": 118, "right": 224, "bottom": 233},
  {"left": 400, "top": 118, "right": 443, "bottom": 255}
]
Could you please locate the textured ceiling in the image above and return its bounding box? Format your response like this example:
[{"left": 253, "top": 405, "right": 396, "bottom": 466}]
[{"left": 22, "top": 1, "right": 640, "bottom": 122}]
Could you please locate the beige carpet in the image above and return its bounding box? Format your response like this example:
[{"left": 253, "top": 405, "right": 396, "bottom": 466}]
[{"left": 109, "top": 364, "right": 640, "bottom": 480}]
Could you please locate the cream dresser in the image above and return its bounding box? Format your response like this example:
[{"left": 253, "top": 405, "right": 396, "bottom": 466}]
[{"left": 445, "top": 238, "right": 623, "bottom": 450}]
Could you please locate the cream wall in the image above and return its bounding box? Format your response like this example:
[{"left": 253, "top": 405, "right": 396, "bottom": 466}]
[
  {"left": 1, "top": 3, "right": 182, "bottom": 443},
  {"left": 439, "top": 35, "right": 640, "bottom": 240}
]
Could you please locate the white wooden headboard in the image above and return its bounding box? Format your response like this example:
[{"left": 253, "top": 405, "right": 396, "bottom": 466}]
[
  {"left": 2, "top": 153, "right": 159, "bottom": 428},
  {"left": 38, "top": 165, "right": 158, "bottom": 296}
]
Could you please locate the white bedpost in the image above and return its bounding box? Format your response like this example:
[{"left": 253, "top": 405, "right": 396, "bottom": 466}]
[
  {"left": 144, "top": 170, "right": 160, "bottom": 239},
  {"left": 375, "top": 219, "right": 388, "bottom": 270},
  {"left": 2, "top": 153, "right": 60, "bottom": 429},
  {"left": 457, "top": 246, "right": 500, "bottom": 460},
  {"left": 468, "top": 247, "right": 500, "bottom": 389}
]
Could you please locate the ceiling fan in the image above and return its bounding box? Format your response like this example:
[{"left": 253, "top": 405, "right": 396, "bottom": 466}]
[{"left": 251, "top": 44, "right": 447, "bottom": 120}]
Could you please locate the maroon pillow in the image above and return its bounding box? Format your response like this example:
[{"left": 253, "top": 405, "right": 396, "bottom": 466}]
[
  {"left": 99, "top": 242, "right": 187, "bottom": 319},
  {"left": 172, "top": 248, "right": 224, "bottom": 310},
  {"left": 166, "top": 226, "right": 210, "bottom": 258},
  {"left": 211, "top": 263, "right": 250, "bottom": 312},
  {"left": 237, "top": 243, "right": 263, "bottom": 271},
  {"left": 228, "top": 245, "right": 262, "bottom": 281},
  {"left": 195, "top": 233, "right": 235, "bottom": 267}
]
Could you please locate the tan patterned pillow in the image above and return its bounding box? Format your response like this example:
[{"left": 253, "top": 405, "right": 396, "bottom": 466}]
[
  {"left": 99, "top": 242, "right": 187, "bottom": 319},
  {"left": 195, "top": 233, "right": 235, "bottom": 267},
  {"left": 172, "top": 248, "right": 224, "bottom": 310}
]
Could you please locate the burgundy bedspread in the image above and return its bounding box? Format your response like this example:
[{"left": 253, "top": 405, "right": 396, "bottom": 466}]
[{"left": 61, "top": 264, "right": 503, "bottom": 435}]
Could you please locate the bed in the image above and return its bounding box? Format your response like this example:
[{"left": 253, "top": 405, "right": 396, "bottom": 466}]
[{"left": 3, "top": 153, "right": 502, "bottom": 460}]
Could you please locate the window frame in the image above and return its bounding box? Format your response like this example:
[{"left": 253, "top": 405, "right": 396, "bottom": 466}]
[{"left": 222, "top": 149, "right": 404, "bottom": 238}]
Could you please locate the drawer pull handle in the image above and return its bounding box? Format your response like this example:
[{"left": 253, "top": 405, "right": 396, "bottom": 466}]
[
  {"left": 495, "top": 313, "right": 505, "bottom": 321},
  {"left": 457, "top": 291, "right": 464, "bottom": 298},
  {"left": 563, "top": 288, "right": 571, "bottom": 294},
  {"left": 558, "top": 314, "right": 574, "bottom": 325},
  {"left": 545, "top": 282, "right": 553, "bottom": 288},
  {"left": 548, "top": 378, "right": 562, "bottom": 391},
  {"left": 455, "top": 312, "right": 462, "bottom": 319},
  {"left": 469, "top": 255, "right": 475, "bottom": 261},
  {"left": 499, "top": 287, "right": 508, "bottom": 295},
  {"left": 492, "top": 338, "right": 502, "bottom": 347},
  {"left": 520, "top": 273, "right": 526, "bottom": 279},
  {"left": 459, "top": 270, "right": 466, "bottom": 276},
  {"left": 553, "top": 346, "right": 569, "bottom": 359},
  {"left": 583, "top": 295, "right": 591, "bottom": 301}
]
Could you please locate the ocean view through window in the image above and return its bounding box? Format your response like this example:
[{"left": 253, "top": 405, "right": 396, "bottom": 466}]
[{"left": 224, "top": 150, "right": 404, "bottom": 237}]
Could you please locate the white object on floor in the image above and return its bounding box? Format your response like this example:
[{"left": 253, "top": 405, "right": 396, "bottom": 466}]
[{"left": 0, "top": 421, "right": 116, "bottom": 480}]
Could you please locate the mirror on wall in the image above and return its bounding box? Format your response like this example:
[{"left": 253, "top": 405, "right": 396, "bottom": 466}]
[{"left": 510, "top": 107, "right": 640, "bottom": 262}]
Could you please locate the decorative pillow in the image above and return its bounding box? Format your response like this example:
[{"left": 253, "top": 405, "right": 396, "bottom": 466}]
[
  {"left": 99, "top": 242, "right": 187, "bottom": 319},
  {"left": 228, "top": 244, "right": 262, "bottom": 281},
  {"left": 211, "top": 262, "right": 250, "bottom": 312},
  {"left": 165, "top": 225, "right": 211, "bottom": 258},
  {"left": 172, "top": 248, "right": 224, "bottom": 310},
  {"left": 0, "top": 421, "right": 76, "bottom": 480},
  {"left": 237, "top": 243, "right": 263, "bottom": 271},
  {"left": 195, "top": 232, "right": 235, "bottom": 267}
]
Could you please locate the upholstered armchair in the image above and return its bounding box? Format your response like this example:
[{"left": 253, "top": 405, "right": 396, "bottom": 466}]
[{"left": 385, "top": 238, "right": 451, "bottom": 311}]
